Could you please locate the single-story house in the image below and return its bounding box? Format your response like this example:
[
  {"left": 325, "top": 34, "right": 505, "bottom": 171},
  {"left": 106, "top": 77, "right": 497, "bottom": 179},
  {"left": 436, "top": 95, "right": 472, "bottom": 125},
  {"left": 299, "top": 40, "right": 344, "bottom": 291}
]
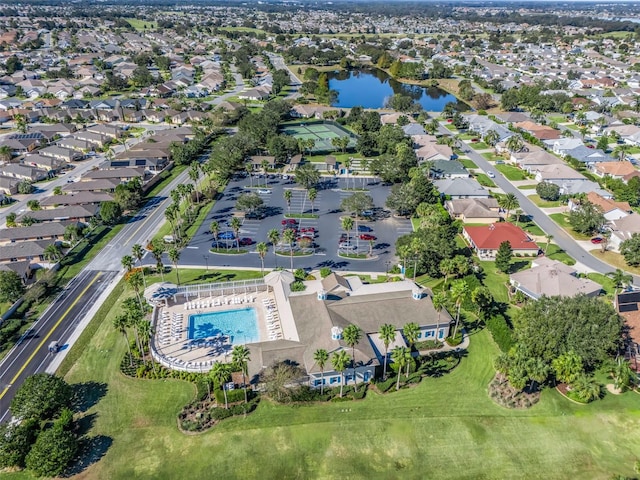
[
  {"left": 62, "top": 178, "right": 120, "bottom": 193},
  {"left": 616, "top": 290, "right": 640, "bottom": 346},
  {"left": 463, "top": 222, "right": 539, "bottom": 259},
  {"left": 82, "top": 167, "right": 145, "bottom": 183},
  {"left": 434, "top": 177, "right": 490, "bottom": 199},
  {"left": 568, "top": 192, "right": 631, "bottom": 221},
  {"left": 0, "top": 240, "right": 51, "bottom": 266},
  {"left": 39, "top": 191, "right": 114, "bottom": 209},
  {"left": 593, "top": 161, "right": 638, "bottom": 181},
  {"left": 607, "top": 214, "right": 640, "bottom": 250},
  {"left": 0, "top": 221, "right": 69, "bottom": 245},
  {"left": 22, "top": 154, "right": 67, "bottom": 173},
  {"left": 445, "top": 198, "right": 501, "bottom": 223},
  {"left": 16, "top": 205, "right": 99, "bottom": 224},
  {"left": 429, "top": 160, "right": 469, "bottom": 179},
  {"left": 509, "top": 257, "right": 601, "bottom": 300},
  {"left": 0, "top": 164, "right": 48, "bottom": 182}
]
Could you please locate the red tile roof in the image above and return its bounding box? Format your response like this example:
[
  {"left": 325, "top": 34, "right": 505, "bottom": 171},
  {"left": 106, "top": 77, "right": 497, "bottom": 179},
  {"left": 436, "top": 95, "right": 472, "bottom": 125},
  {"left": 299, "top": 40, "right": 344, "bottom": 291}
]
[{"left": 464, "top": 222, "right": 539, "bottom": 251}]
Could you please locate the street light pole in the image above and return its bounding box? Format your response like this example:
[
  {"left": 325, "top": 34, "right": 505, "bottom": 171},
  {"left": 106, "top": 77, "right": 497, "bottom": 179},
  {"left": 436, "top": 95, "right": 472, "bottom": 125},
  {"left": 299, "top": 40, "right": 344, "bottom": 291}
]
[{"left": 203, "top": 255, "right": 209, "bottom": 271}]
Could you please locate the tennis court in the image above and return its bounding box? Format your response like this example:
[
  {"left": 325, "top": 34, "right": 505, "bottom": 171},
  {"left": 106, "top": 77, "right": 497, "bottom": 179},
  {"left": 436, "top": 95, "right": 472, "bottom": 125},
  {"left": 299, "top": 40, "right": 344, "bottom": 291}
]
[{"left": 281, "top": 121, "right": 358, "bottom": 153}]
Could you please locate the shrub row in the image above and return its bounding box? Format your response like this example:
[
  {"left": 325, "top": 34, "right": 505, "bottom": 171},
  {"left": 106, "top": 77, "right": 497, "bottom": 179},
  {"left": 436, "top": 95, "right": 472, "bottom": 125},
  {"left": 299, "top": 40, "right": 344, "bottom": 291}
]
[{"left": 486, "top": 314, "right": 514, "bottom": 352}]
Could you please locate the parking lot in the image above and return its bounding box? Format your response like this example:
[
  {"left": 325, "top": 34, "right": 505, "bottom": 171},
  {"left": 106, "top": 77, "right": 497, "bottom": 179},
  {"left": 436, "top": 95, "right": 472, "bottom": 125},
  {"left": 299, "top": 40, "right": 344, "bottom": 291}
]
[{"left": 179, "top": 174, "right": 413, "bottom": 273}]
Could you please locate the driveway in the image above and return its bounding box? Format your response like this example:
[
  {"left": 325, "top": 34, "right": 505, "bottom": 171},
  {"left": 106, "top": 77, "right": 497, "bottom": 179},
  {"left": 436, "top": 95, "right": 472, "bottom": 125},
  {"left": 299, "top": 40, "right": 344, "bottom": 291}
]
[{"left": 180, "top": 174, "right": 401, "bottom": 273}]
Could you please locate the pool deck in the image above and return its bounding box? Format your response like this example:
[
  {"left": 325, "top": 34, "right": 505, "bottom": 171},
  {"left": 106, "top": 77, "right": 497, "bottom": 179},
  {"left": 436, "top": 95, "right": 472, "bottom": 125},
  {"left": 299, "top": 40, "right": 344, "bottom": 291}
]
[{"left": 153, "top": 290, "right": 283, "bottom": 370}]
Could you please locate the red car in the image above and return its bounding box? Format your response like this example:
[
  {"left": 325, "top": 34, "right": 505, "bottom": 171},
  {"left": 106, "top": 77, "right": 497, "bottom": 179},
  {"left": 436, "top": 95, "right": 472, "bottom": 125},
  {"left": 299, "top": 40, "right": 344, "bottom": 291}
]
[
  {"left": 590, "top": 237, "right": 603, "bottom": 244},
  {"left": 281, "top": 219, "right": 298, "bottom": 226},
  {"left": 300, "top": 227, "right": 316, "bottom": 234},
  {"left": 239, "top": 237, "right": 254, "bottom": 246},
  {"left": 359, "top": 234, "right": 377, "bottom": 241}
]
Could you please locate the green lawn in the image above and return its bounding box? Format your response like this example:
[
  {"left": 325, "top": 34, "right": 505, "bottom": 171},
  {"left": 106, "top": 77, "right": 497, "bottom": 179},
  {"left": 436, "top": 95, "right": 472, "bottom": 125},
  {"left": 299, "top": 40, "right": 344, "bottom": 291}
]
[
  {"left": 469, "top": 141, "right": 489, "bottom": 150},
  {"left": 548, "top": 213, "right": 592, "bottom": 240},
  {"left": 545, "top": 243, "right": 576, "bottom": 266},
  {"left": 518, "top": 184, "right": 538, "bottom": 190},
  {"left": 47, "top": 292, "right": 640, "bottom": 479},
  {"left": 547, "top": 115, "right": 566, "bottom": 124},
  {"left": 481, "top": 152, "right": 501, "bottom": 161},
  {"left": 586, "top": 272, "right": 617, "bottom": 299},
  {"left": 528, "top": 194, "right": 563, "bottom": 208},
  {"left": 459, "top": 158, "right": 478, "bottom": 169},
  {"left": 495, "top": 164, "right": 528, "bottom": 181},
  {"left": 124, "top": 18, "right": 157, "bottom": 30},
  {"left": 475, "top": 174, "right": 496, "bottom": 188}
]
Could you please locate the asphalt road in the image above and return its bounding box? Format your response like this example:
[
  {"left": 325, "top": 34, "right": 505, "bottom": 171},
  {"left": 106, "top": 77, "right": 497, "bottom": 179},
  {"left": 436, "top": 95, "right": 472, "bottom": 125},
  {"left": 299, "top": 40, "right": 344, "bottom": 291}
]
[
  {"left": 453, "top": 132, "right": 640, "bottom": 285},
  {"left": 0, "top": 269, "right": 116, "bottom": 423},
  {"left": 178, "top": 173, "right": 408, "bottom": 273}
]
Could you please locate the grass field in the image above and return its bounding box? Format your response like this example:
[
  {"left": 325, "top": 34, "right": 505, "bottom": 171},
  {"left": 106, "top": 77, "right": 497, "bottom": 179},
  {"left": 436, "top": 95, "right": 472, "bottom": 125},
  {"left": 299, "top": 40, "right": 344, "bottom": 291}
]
[
  {"left": 280, "top": 122, "right": 356, "bottom": 153},
  {"left": 495, "top": 164, "right": 528, "bottom": 181},
  {"left": 46, "top": 290, "right": 640, "bottom": 480},
  {"left": 124, "top": 18, "right": 157, "bottom": 30},
  {"left": 459, "top": 158, "right": 478, "bottom": 169},
  {"left": 528, "top": 194, "right": 563, "bottom": 208},
  {"left": 545, "top": 243, "right": 576, "bottom": 265},
  {"left": 589, "top": 249, "right": 640, "bottom": 275},
  {"left": 518, "top": 184, "right": 538, "bottom": 190},
  {"left": 548, "top": 213, "right": 592, "bottom": 240},
  {"left": 475, "top": 173, "right": 497, "bottom": 188}
]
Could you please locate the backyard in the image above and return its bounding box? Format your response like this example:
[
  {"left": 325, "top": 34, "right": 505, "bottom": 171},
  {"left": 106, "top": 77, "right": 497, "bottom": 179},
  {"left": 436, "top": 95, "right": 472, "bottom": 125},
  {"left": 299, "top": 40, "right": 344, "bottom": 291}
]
[{"left": 8, "top": 275, "right": 636, "bottom": 479}]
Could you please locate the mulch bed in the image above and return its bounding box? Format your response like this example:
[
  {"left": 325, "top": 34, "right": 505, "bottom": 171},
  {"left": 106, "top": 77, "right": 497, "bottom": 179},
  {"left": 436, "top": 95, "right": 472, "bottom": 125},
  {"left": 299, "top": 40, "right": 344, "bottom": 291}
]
[{"left": 488, "top": 373, "right": 540, "bottom": 409}]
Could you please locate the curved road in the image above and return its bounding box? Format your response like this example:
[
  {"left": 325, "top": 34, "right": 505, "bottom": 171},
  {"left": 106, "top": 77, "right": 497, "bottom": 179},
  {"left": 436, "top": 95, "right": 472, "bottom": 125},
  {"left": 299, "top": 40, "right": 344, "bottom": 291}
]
[{"left": 452, "top": 132, "right": 640, "bottom": 286}]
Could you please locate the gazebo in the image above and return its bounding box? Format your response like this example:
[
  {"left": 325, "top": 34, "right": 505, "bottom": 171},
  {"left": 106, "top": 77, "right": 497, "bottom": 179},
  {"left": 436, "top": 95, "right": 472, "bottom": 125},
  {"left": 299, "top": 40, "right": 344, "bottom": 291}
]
[{"left": 144, "top": 282, "right": 179, "bottom": 307}]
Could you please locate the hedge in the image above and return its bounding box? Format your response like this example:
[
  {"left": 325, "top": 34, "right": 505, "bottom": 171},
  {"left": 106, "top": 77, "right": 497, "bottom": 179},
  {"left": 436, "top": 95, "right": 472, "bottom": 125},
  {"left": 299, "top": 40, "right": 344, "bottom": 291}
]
[{"left": 486, "top": 314, "right": 514, "bottom": 352}]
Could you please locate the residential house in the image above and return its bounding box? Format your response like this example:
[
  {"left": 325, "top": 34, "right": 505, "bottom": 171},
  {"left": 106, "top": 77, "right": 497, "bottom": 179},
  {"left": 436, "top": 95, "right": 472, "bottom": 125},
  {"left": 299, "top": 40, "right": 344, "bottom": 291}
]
[
  {"left": 434, "top": 177, "right": 490, "bottom": 199},
  {"left": 16, "top": 205, "right": 99, "bottom": 224},
  {"left": 39, "top": 145, "right": 83, "bottom": 162},
  {"left": 0, "top": 240, "right": 51, "bottom": 267},
  {"left": 445, "top": 198, "right": 501, "bottom": 224},
  {"left": 593, "top": 161, "right": 638, "bottom": 181},
  {"left": 429, "top": 160, "right": 469, "bottom": 179},
  {"left": 568, "top": 191, "right": 631, "bottom": 221},
  {"left": 250, "top": 155, "right": 277, "bottom": 170},
  {"left": 607, "top": 214, "right": 640, "bottom": 250},
  {"left": 82, "top": 167, "right": 145, "bottom": 183},
  {"left": 533, "top": 164, "right": 586, "bottom": 183},
  {"left": 514, "top": 121, "right": 560, "bottom": 141},
  {"left": 0, "top": 261, "right": 31, "bottom": 284},
  {"left": 616, "top": 290, "right": 640, "bottom": 347},
  {"left": 0, "top": 176, "right": 19, "bottom": 195},
  {"left": 22, "top": 154, "right": 67, "bottom": 173},
  {"left": 462, "top": 222, "right": 539, "bottom": 259},
  {"left": 0, "top": 164, "right": 48, "bottom": 182},
  {"left": 415, "top": 143, "right": 453, "bottom": 163},
  {"left": 39, "top": 191, "right": 113, "bottom": 209},
  {"left": 0, "top": 222, "right": 68, "bottom": 245},
  {"left": 509, "top": 257, "right": 601, "bottom": 300},
  {"left": 62, "top": 178, "right": 120, "bottom": 194}
]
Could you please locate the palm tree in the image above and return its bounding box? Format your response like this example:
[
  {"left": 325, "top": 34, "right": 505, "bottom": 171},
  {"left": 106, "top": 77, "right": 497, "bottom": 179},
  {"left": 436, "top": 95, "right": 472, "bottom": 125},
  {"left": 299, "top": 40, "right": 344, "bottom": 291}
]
[
  {"left": 132, "top": 243, "right": 146, "bottom": 288},
  {"left": 313, "top": 348, "right": 329, "bottom": 395},
  {"left": 256, "top": 242, "right": 268, "bottom": 276},
  {"left": 0, "top": 145, "right": 12, "bottom": 162},
  {"left": 168, "top": 247, "right": 181, "bottom": 285},
  {"left": 450, "top": 280, "right": 468, "bottom": 339},
  {"left": 267, "top": 228, "right": 280, "bottom": 268},
  {"left": 231, "top": 345, "right": 251, "bottom": 404},
  {"left": 230, "top": 217, "right": 242, "bottom": 252},
  {"left": 607, "top": 268, "right": 633, "bottom": 297},
  {"left": 189, "top": 163, "right": 201, "bottom": 203},
  {"left": 379, "top": 324, "right": 396, "bottom": 379},
  {"left": 282, "top": 228, "right": 296, "bottom": 271},
  {"left": 331, "top": 350, "right": 350, "bottom": 398},
  {"left": 342, "top": 324, "right": 363, "bottom": 389},
  {"left": 544, "top": 234, "right": 553, "bottom": 255},
  {"left": 210, "top": 220, "right": 219, "bottom": 246},
  {"left": 341, "top": 216, "right": 354, "bottom": 244},
  {"left": 43, "top": 244, "right": 63, "bottom": 263},
  {"left": 526, "top": 358, "right": 549, "bottom": 392},
  {"left": 439, "top": 258, "right": 457, "bottom": 286},
  {"left": 113, "top": 314, "right": 133, "bottom": 366},
  {"left": 126, "top": 271, "right": 145, "bottom": 311},
  {"left": 137, "top": 318, "right": 156, "bottom": 374},
  {"left": 308, "top": 188, "right": 317, "bottom": 215},
  {"left": 431, "top": 292, "right": 446, "bottom": 342},
  {"left": 150, "top": 239, "right": 165, "bottom": 281},
  {"left": 506, "top": 134, "right": 524, "bottom": 153},
  {"left": 284, "top": 189, "right": 292, "bottom": 214},
  {"left": 210, "top": 362, "right": 232, "bottom": 409},
  {"left": 391, "top": 346, "right": 411, "bottom": 391},
  {"left": 483, "top": 129, "right": 500, "bottom": 147},
  {"left": 499, "top": 193, "right": 519, "bottom": 222},
  {"left": 613, "top": 143, "right": 631, "bottom": 162},
  {"left": 121, "top": 255, "right": 134, "bottom": 272}
]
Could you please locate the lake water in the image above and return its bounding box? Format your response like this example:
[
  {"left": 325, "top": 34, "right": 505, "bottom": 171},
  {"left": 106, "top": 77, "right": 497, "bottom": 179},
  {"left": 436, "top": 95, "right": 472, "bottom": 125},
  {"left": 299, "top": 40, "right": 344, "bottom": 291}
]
[{"left": 328, "top": 68, "right": 459, "bottom": 111}]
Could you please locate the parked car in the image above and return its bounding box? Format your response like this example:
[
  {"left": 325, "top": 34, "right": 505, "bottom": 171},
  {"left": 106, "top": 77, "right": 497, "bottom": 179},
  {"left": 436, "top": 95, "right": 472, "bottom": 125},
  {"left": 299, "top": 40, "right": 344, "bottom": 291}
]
[
  {"left": 239, "top": 237, "right": 253, "bottom": 246},
  {"left": 218, "top": 231, "right": 235, "bottom": 240},
  {"left": 495, "top": 160, "right": 505, "bottom": 164},
  {"left": 258, "top": 189, "right": 271, "bottom": 194},
  {"left": 361, "top": 210, "right": 374, "bottom": 217},
  {"left": 487, "top": 171, "right": 495, "bottom": 178},
  {"left": 339, "top": 233, "right": 348, "bottom": 243},
  {"left": 281, "top": 219, "right": 298, "bottom": 226},
  {"left": 300, "top": 227, "right": 316, "bottom": 234},
  {"left": 246, "top": 210, "right": 265, "bottom": 220},
  {"left": 590, "top": 237, "right": 604, "bottom": 244},
  {"left": 359, "top": 234, "right": 377, "bottom": 241},
  {"left": 358, "top": 225, "right": 373, "bottom": 232},
  {"left": 339, "top": 242, "right": 357, "bottom": 250},
  {"left": 297, "top": 235, "right": 314, "bottom": 243}
]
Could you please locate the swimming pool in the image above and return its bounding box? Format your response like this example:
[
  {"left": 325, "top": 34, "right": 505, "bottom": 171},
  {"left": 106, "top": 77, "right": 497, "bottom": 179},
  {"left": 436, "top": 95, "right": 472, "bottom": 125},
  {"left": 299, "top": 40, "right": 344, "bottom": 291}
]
[{"left": 188, "top": 308, "right": 259, "bottom": 344}]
